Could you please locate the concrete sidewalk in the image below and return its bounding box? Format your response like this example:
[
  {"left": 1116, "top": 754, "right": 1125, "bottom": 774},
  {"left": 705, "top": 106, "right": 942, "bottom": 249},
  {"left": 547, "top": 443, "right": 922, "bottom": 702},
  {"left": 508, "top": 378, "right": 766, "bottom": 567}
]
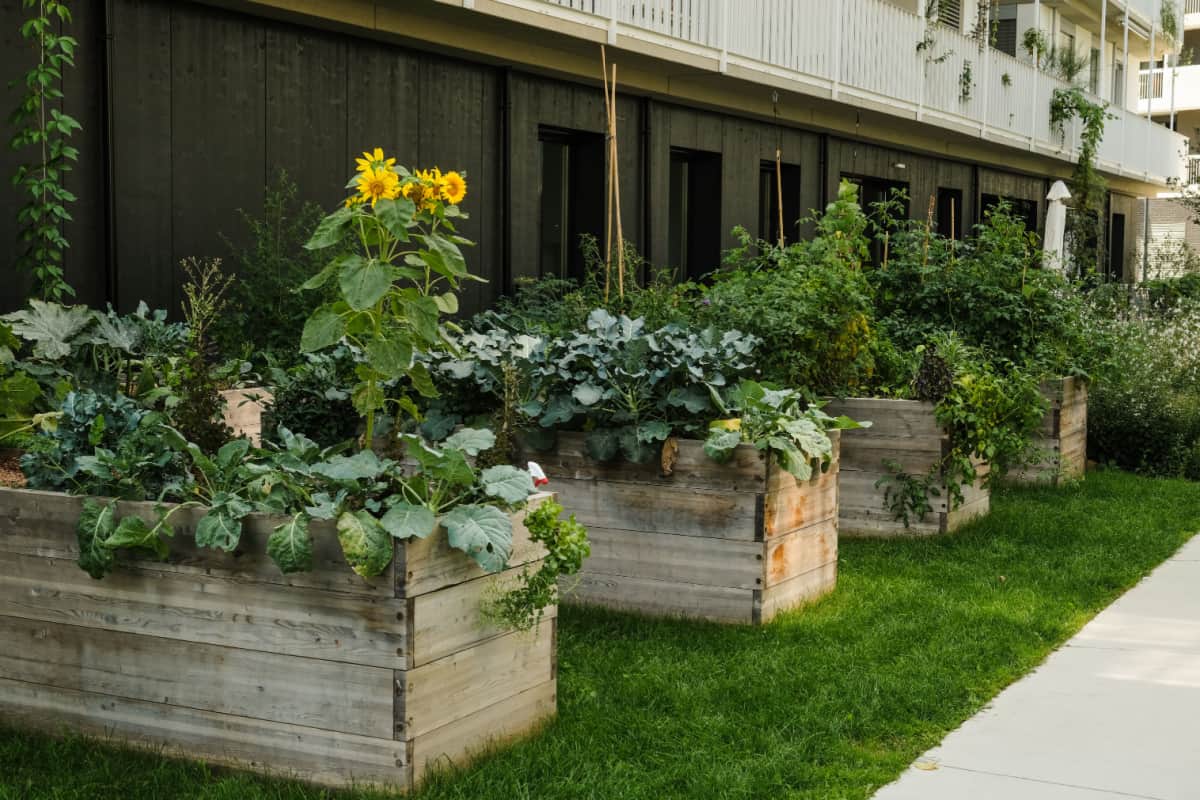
[{"left": 873, "top": 536, "right": 1200, "bottom": 800}]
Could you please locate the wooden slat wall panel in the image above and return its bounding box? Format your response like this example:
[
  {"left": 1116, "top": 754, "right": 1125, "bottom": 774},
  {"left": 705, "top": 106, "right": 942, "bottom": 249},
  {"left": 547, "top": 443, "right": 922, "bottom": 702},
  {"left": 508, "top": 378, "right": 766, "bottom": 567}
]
[
  {"left": 264, "top": 25, "right": 348, "bottom": 209},
  {"left": 551, "top": 480, "right": 761, "bottom": 540},
  {"left": 0, "top": 551, "right": 407, "bottom": 669},
  {"left": 581, "top": 527, "right": 764, "bottom": 589},
  {"left": 410, "top": 561, "right": 557, "bottom": 667},
  {"left": 0, "top": 490, "right": 392, "bottom": 598},
  {"left": 0, "top": 677, "right": 409, "bottom": 788},
  {"left": 111, "top": 0, "right": 174, "bottom": 312},
  {"left": 763, "top": 521, "right": 837, "bottom": 587},
  {"left": 566, "top": 571, "right": 757, "bottom": 624},
  {"left": 405, "top": 618, "right": 555, "bottom": 738},
  {"left": 169, "top": 1, "right": 266, "bottom": 312},
  {"left": 419, "top": 58, "right": 501, "bottom": 316},
  {"left": 412, "top": 678, "right": 556, "bottom": 788},
  {"left": 0, "top": 615, "right": 395, "bottom": 737}
]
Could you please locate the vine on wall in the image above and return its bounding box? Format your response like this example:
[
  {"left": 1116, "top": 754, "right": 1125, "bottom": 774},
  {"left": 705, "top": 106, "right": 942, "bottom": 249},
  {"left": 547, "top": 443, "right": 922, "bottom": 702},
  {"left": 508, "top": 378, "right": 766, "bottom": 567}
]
[
  {"left": 1050, "top": 88, "right": 1114, "bottom": 276},
  {"left": 8, "top": 0, "right": 80, "bottom": 302}
]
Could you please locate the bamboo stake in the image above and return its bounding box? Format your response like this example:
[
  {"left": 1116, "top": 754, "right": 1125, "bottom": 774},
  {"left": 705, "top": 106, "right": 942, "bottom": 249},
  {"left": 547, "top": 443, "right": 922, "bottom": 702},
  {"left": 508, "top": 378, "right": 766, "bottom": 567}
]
[
  {"left": 775, "top": 148, "right": 785, "bottom": 247},
  {"left": 923, "top": 194, "right": 935, "bottom": 268},
  {"left": 610, "top": 63, "right": 625, "bottom": 299},
  {"left": 601, "top": 46, "right": 612, "bottom": 303}
]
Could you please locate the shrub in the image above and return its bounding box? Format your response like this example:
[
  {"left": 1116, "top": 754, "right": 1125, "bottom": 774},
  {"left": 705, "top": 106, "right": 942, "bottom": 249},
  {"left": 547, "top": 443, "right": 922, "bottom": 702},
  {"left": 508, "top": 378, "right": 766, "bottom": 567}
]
[
  {"left": 213, "top": 171, "right": 334, "bottom": 366},
  {"left": 1084, "top": 296, "right": 1200, "bottom": 478},
  {"left": 697, "top": 183, "right": 876, "bottom": 395},
  {"left": 262, "top": 348, "right": 359, "bottom": 448},
  {"left": 870, "top": 202, "right": 1085, "bottom": 375}
]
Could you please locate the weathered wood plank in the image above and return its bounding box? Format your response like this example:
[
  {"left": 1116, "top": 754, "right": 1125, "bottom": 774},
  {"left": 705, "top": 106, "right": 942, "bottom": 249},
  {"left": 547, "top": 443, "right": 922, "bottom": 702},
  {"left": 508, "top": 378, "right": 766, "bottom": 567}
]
[
  {"left": 0, "top": 490, "right": 392, "bottom": 598},
  {"left": 403, "top": 494, "right": 552, "bottom": 598},
  {"left": 0, "top": 552, "right": 406, "bottom": 669},
  {"left": 220, "top": 388, "right": 273, "bottom": 446},
  {"left": 758, "top": 561, "right": 838, "bottom": 622},
  {"left": 0, "top": 677, "right": 409, "bottom": 788},
  {"left": 411, "top": 679, "right": 556, "bottom": 787},
  {"left": 563, "top": 572, "right": 757, "bottom": 624},
  {"left": 839, "top": 506, "right": 942, "bottom": 538},
  {"left": 549, "top": 479, "right": 760, "bottom": 540},
  {"left": 824, "top": 398, "right": 944, "bottom": 439},
  {"left": 0, "top": 615, "right": 394, "bottom": 737},
  {"left": 763, "top": 468, "right": 838, "bottom": 537},
  {"left": 943, "top": 494, "right": 990, "bottom": 530},
  {"left": 410, "top": 562, "right": 557, "bottom": 667},
  {"left": 524, "top": 433, "right": 769, "bottom": 492},
  {"left": 835, "top": 436, "right": 944, "bottom": 474},
  {"left": 580, "top": 527, "right": 763, "bottom": 590},
  {"left": 764, "top": 521, "right": 837, "bottom": 587},
  {"left": 404, "top": 618, "right": 555, "bottom": 738}
]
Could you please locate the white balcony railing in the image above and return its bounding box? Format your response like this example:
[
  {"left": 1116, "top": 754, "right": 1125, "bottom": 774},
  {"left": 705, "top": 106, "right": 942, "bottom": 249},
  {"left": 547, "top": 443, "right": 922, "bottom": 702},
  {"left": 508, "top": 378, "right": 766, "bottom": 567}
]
[
  {"left": 1141, "top": 63, "right": 1200, "bottom": 114},
  {"left": 481, "top": 0, "right": 1187, "bottom": 184},
  {"left": 1188, "top": 154, "right": 1200, "bottom": 185}
]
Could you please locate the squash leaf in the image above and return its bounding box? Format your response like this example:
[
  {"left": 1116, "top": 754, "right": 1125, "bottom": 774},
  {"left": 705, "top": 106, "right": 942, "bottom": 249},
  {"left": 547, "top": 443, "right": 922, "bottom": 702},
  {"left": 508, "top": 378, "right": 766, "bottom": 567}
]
[
  {"left": 336, "top": 510, "right": 393, "bottom": 578},
  {"left": 442, "top": 504, "right": 512, "bottom": 573}
]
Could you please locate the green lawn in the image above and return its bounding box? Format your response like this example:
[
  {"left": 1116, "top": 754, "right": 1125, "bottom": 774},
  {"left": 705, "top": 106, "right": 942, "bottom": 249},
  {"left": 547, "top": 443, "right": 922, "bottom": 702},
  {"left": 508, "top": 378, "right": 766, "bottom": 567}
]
[{"left": 2, "top": 469, "right": 1198, "bottom": 800}]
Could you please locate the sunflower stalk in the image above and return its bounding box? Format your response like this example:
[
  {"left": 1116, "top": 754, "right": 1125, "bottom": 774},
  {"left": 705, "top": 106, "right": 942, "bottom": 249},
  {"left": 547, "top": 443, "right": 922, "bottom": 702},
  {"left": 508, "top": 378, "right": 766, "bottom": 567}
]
[{"left": 299, "top": 150, "right": 476, "bottom": 452}]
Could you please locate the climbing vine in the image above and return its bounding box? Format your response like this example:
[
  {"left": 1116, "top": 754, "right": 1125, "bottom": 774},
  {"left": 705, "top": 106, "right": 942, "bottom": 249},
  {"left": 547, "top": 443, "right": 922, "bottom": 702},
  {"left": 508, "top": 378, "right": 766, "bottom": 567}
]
[
  {"left": 959, "top": 61, "right": 974, "bottom": 103},
  {"left": 1050, "top": 88, "right": 1114, "bottom": 276},
  {"left": 9, "top": 0, "right": 80, "bottom": 302}
]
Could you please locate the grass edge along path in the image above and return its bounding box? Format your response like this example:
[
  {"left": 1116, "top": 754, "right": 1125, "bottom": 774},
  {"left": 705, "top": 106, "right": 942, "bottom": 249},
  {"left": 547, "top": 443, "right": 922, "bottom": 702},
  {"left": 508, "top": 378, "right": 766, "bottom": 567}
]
[{"left": 0, "top": 469, "right": 1197, "bottom": 800}]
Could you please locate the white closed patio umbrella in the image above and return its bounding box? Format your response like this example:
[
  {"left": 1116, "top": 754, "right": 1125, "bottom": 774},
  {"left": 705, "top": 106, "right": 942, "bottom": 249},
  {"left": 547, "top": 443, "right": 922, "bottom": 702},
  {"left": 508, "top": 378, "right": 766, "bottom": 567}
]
[{"left": 1043, "top": 180, "right": 1071, "bottom": 273}]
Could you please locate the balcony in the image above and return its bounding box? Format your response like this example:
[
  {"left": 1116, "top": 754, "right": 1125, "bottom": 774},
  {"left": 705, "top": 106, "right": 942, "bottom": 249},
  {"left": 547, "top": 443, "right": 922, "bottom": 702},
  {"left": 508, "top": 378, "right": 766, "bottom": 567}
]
[
  {"left": 1141, "top": 63, "right": 1200, "bottom": 114},
  {"left": 455, "top": 0, "right": 1187, "bottom": 185}
]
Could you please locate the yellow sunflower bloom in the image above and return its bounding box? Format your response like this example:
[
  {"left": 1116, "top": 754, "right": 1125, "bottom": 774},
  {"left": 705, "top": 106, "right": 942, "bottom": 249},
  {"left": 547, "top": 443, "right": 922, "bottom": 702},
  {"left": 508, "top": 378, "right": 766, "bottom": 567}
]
[
  {"left": 354, "top": 165, "right": 400, "bottom": 207},
  {"left": 355, "top": 147, "right": 396, "bottom": 174},
  {"left": 441, "top": 171, "right": 467, "bottom": 204}
]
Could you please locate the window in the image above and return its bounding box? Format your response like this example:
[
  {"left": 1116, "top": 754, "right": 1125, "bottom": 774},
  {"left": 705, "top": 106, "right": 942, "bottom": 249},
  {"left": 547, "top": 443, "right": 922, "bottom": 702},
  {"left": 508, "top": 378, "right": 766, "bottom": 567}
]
[
  {"left": 936, "top": 187, "right": 964, "bottom": 241},
  {"left": 981, "top": 193, "right": 1038, "bottom": 233},
  {"left": 995, "top": 18, "right": 1017, "bottom": 57},
  {"left": 842, "top": 174, "right": 910, "bottom": 265},
  {"left": 935, "top": 0, "right": 962, "bottom": 31},
  {"left": 538, "top": 127, "right": 605, "bottom": 280},
  {"left": 1089, "top": 48, "right": 1101, "bottom": 95},
  {"left": 1113, "top": 61, "right": 1125, "bottom": 106},
  {"left": 669, "top": 148, "right": 722, "bottom": 280},
  {"left": 757, "top": 161, "right": 801, "bottom": 246}
]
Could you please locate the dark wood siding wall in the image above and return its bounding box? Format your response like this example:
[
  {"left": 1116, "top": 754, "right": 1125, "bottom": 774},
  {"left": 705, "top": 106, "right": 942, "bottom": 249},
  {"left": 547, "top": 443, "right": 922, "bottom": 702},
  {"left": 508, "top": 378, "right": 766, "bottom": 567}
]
[
  {"left": 0, "top": 0, "right": 1078, "bottom": 314},
  {"left": 827, "top": 138, "right": 975, "bottom": 227},
  {"left": 978, "top": 168, "right": 1046, "bottom": 231},
  {"left": 646, "top": 104, "right": 821, "bottom": 269},
  {"left": 507, "top": 72, "right": 643, "bottom": 285}
]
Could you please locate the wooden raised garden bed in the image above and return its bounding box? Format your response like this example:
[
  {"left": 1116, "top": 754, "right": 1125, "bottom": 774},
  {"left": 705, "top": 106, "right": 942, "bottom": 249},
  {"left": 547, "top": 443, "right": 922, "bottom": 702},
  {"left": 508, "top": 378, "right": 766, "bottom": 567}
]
[
  {"left": 523, "top": 431, "right": 839, "bottom": 624},
  {"left": 220, "top": 387, "right": 273, "bottom": 446},
  {"left": 1013, "top": 377, "right": 1088, "bottom": 485},
  {"left": 0, "top": 487, "right": 557, "bottom": 789},
  {"left": 823, "top": 398, "right": 989, "bottom": 538}
]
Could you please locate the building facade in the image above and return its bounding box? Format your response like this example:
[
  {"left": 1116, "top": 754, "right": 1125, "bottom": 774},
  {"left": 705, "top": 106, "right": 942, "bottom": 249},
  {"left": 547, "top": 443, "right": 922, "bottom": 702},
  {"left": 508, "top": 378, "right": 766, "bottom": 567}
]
[{"left": 0, "top": 0, "right": 1186, "bottom": 313}]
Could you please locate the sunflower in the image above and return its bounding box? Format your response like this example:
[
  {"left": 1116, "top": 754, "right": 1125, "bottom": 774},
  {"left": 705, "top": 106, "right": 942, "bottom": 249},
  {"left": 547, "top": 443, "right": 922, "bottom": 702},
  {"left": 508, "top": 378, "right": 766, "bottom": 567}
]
[
  {"left": 355, "top": 147, "right": 396, "bottom": 174},
  {"left": 441, "top": 171, "right": 467, "bottom": 204},
  {"left": 353, "top": 165, "right": 401, "bottom": 207}
]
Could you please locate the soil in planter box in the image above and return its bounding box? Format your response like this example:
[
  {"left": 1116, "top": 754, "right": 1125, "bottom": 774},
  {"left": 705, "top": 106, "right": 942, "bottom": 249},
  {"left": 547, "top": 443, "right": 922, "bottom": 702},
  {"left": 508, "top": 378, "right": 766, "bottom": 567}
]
[{"left": 0, "top": 450, "right": 24, "bottom": 488}]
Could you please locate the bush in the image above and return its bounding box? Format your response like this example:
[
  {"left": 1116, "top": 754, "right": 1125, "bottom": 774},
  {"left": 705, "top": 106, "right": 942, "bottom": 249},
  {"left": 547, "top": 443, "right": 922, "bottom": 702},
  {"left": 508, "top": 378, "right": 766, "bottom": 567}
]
[
  {"left": 697, "top": 184, "right": 876, "bottom": 395},
  {"left": 1085, "top": 297, "right": 1200, "bottom": 478},
  {"left": 213, "top": 171, "right": 334, "bottom": 366},
  {"left": 261, "top": 348, "right": 359, "bottom": 448},
  {"left": 488, "top": 235, "right": 695, "bottom": 338},
  {"left": 870, "top": 202, "right": 1085, "bottom": 375}
]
